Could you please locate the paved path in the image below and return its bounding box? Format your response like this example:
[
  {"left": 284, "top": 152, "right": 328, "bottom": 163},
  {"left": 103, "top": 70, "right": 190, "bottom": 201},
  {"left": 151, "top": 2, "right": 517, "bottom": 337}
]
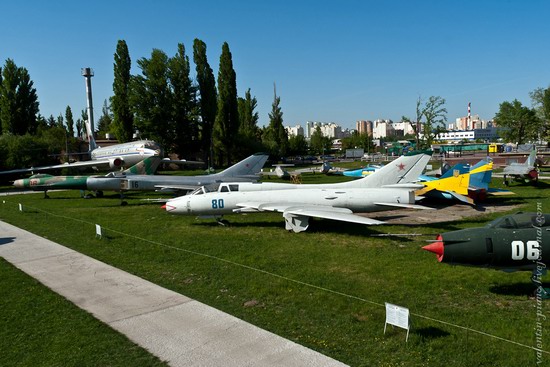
[{"left": 0, "top": 221, "right": 347, "bottom": 367}]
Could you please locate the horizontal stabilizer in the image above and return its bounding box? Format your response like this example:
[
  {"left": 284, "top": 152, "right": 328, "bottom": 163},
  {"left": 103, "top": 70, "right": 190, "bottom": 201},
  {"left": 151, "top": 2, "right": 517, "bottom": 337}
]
[{"left": 373, "top": 202, "right": 434, "bottom": 210}]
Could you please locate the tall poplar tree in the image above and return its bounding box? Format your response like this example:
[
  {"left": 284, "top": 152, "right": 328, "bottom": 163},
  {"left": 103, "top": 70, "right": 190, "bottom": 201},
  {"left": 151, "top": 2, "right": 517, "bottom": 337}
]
[
  {"left": 65, "top": 106, "right": 75, "bottom": 137},
  {"left": 214, "top": 42, "right": 239, "bottom": 165},
  {"left": 111, "top": 40, "right": 134, "bottom": 142},
  {"left": 193, "top": 39, "right": 217, "bottom": 165},
  {"left": 169, "top": 43, "right": 197, "bottom": 158}
]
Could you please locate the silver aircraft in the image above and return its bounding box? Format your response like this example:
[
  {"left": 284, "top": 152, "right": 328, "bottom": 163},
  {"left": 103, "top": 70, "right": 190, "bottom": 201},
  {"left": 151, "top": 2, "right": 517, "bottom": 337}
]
[
  {"left": 86, "top": 153, "right": 269, "bottom": 194},
  {"left": 163, "top": 152, "right": 432, "bottom": 232},
  {"left": 502, "top": 149, "right": 539, "bottom": 185}
]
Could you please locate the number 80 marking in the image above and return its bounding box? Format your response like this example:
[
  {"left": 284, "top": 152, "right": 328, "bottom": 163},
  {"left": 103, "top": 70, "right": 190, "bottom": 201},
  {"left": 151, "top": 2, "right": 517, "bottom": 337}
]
[{"left": 211, "top": 199, "right": 224, "bottom": 209}]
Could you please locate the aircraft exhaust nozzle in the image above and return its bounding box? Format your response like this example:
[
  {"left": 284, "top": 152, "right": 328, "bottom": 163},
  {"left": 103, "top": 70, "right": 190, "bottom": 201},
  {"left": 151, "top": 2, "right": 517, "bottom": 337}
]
[{"left": 423, "top": 234, "right": 444, "bottom": 262}]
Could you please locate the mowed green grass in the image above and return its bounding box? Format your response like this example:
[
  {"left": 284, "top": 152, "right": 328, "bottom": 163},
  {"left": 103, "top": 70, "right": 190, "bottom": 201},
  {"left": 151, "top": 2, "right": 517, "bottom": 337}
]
[
  {"left": 0, "top": 176, "right": 549, "bottom": 367},
  {"left": 0, "top": 258, "right": 168, "bottom": 367}
]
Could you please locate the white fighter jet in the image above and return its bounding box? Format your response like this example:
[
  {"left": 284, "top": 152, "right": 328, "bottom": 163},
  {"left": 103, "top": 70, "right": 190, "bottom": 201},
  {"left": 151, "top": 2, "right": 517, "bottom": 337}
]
[{"left": 163, "top": 152, "right": 432, "bottom": 232}]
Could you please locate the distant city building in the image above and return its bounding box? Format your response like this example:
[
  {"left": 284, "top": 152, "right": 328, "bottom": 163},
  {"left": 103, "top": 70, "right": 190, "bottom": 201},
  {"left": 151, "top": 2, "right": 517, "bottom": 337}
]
[
  {"left": 356, "top": 120, "right": 372, "bottom": 135},
  {"left": 285, "top": 125, "right": 304, "bottom": 137},
  {"left": 296, "top": 121, "right": 351, "bottom": 140},
  {"left": 435, "top": 126, "right": 499, "bottom": 142}
]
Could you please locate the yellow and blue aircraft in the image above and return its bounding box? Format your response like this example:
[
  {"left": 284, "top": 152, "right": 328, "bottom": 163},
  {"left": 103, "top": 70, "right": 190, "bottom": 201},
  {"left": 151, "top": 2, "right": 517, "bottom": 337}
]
[{"left": 416, "top": 160, "right": 511, "bottom": 205}]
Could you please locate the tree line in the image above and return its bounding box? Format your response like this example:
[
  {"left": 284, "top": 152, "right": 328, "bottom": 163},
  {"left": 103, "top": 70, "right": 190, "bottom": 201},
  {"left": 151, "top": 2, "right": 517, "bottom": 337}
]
[
  {"left": 2, "top": 39, "right": 550, "bottom": 172},
  {"left": 0, "top": 39, "right": 302, "bottom": 171}
]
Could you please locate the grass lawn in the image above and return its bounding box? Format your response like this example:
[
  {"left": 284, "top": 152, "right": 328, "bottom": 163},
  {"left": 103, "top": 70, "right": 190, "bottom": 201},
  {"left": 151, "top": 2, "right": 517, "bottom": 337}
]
[
  {"left": 0, "top": 258, "right": 168, "bottom": 367},
  {"left": 0, "top": 174, "right": 549, "bottom": 367}
]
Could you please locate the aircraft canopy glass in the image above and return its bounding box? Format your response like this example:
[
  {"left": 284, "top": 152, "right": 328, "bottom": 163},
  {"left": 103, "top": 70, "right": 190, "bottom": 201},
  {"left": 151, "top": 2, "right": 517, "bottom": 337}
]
[{"left": 487, "top": 213, "right": 550, "bottom": 229}]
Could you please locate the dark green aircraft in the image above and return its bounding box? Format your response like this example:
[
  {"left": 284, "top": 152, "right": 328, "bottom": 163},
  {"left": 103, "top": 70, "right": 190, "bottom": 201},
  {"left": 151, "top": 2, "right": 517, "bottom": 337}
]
[{"left": 423, "top": 212, "right": 550, "bottom": 296}]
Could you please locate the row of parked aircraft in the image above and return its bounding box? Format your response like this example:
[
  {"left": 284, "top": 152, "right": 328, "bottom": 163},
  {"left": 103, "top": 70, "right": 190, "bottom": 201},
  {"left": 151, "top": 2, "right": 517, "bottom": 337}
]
[{"left": 3, "top": 138, "right": 547, "bottom": 296}]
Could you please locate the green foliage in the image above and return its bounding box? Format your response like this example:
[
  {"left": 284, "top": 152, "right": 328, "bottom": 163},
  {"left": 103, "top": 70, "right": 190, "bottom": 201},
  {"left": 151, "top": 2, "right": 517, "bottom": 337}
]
[
  {"left": 0, "top": 59, "right": 39, "bottom": 135},
  {"left": 287, "top": 134, "right": 309, "bottom": 156},
  {"left": 0, "top": 134, "right": 51, "bottom": 169},
  {"left": 193, "top": 39, "right": 217, "bottom": 164},
  {"left": 65, "top": 106, "right": 75, "bottom": 137},
  {"left": 262, "top": 86, "right": 288, "bottom": 158},
  {"left": 130, "top": 49, "right": 173, "bottom": 148},
  {"left": 111, "top": 40, "right": 134, "bottom": 143},
  {"left": 529, "top": 86, "right": 550, "bottom": 142},
  {"left": 169, "top": 43, "right": 199, "bottom": 158},
  {"left": 236, "top": 89, "right": 262, "bottom": 158},
  {"left": 214, "top": 42, "right": 239, "bottom": 166},
  {"left": 494, "top": 99, "right": 541, "bottom": 144},
  {"left": 403, "top": 95, "right": 447, "bottom": 149},
  {"left": 96, "top": 100, "right": 113, "bottom": 139},
  {"left": 341, "top": 131, "right": 373, "bottom": 152},
  {"left": 309, "top": 126, "right": 331, "bottom": 155}
]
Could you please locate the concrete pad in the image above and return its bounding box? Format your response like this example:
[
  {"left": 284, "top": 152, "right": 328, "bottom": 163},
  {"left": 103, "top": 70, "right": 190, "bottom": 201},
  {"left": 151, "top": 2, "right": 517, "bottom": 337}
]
[{"left": 0, "top": 220, "right": 348, "bottom": 367}]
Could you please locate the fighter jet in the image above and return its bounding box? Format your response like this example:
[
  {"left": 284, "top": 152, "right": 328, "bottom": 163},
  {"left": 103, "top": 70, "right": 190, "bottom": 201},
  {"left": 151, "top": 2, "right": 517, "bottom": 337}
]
[
  {"left": 13, "top": 156, "right": 163, "bottom": 198},
  {"left": 502, "top": 149, "right": 539, "bottom": 185},
  {"left": 163, "top": 152, "right": 433, "bottom": 232},
  {"left": 423, "top": 212, "right": 550, "bottom": 296},
  {"left": 110, "top": 153, "right": 268, "bottom": 194},
  {"left": 13, "top": 154, "right": 268, "bottom": 204}
]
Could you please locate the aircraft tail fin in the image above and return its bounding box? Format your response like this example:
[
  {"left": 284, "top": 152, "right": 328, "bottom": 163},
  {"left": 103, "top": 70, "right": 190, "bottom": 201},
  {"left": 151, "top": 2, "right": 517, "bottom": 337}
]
[
  {"left": 440, "top": 162, "right": 470, "bottom": 179},
  {"left": 123, "top": 156, "right": 162, "bottom": 175},
  {"left": 215, "top": 153, "right": 269, "bottom": 178},
  {"left": 469, "top": 160, "right": 493, "bottom": 190},
  {"left": 526, "top": 149, "right": 537, "bottom": 166},
  {"left": 84, "top": 119, "right": 97, "bottom": 151},
  {"left": 345, "top": 151, "right": 432, "bottom": 188}
]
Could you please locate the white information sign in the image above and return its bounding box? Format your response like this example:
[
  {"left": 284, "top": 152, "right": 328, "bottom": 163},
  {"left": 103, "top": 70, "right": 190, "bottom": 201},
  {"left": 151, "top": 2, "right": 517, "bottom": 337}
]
[
  {"left": 384, "top": 302, "right": 410, "bottom": 341},
  {"left": 95, "top": 224, "right": 102, "bottom": 239}
]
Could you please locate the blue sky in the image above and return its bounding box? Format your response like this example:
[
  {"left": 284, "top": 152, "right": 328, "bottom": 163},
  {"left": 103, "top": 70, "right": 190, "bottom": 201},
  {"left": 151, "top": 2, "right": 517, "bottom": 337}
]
[{"left": 2, "top": 0, "right": 549, "bottom": 130}]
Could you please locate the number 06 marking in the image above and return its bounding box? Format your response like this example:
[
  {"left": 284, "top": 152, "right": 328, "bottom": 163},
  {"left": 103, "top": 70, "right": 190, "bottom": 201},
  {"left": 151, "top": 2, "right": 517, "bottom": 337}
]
[
  {"left": 211, "top": 199, "right": 224, "bottom": 209},
  {"left": 511, "top": 240, "right": 540, "bottom": 260}
]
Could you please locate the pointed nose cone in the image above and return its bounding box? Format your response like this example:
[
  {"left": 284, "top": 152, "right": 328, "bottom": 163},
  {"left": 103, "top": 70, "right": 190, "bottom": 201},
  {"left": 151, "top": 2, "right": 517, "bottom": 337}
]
[
  {"left": 13, "top": 179, "right": 24, "bottom": 188},
  {"left": 161, "top": 204, "right": 166, "bottom": 209},
  {"left": 423, "top": 234, "right": 444, "bottom": 262}
]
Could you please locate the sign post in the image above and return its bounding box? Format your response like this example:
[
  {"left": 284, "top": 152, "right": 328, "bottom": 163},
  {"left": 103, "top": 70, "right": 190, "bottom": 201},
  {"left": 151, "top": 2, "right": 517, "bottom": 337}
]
[
  {"left": 384, "top": 302, "right": 411, "bottom": 342},
  {"left": 95, "top": 224, "right": 102, "bottom": 239}
]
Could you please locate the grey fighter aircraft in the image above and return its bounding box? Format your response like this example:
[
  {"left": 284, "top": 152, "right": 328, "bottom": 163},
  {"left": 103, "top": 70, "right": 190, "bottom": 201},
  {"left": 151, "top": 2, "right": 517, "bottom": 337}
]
[
  {"left": 502, "top": 149, "right": 539, "bottom": 185},
  {"left": 86, "top": 153, "right": 269, "bottom": 194},
  {"left": 163, "top": 152, "right": 433, "bottom": 232}
]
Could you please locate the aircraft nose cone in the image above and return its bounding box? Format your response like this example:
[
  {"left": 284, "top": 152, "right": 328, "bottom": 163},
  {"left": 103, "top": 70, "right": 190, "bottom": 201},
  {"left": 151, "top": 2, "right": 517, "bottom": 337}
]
[
  {"left": 423, "top": 234, "right": 444, "bottom": 262},
  {"left": 13, "top": 179, "right": 24, "bottom": 188}
]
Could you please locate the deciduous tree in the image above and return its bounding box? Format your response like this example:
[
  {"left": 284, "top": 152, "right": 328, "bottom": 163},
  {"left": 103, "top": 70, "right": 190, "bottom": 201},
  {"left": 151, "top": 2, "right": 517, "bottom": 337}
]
[{"left": 494, "top": 99, "right": 541, "bottom": 144}]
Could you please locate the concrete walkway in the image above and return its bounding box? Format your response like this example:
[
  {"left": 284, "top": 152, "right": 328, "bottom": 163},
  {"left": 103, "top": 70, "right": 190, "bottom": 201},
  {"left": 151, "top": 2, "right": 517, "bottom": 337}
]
[{"left": 0, "top": 221, "right": 347, "bottom": 367}]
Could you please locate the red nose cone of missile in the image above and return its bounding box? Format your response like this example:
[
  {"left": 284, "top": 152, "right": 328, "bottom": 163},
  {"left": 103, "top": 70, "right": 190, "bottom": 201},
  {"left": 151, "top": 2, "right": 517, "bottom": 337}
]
[
  {"left": 423, "top": 234, "right": 444, "bottom": 262},
  {"left": 161, "top": 204, "right": 166, "bottom": 209}
]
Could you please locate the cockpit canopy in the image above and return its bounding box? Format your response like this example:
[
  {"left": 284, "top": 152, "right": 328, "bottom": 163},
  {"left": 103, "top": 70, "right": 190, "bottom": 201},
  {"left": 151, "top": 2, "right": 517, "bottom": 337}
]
[{"left": 486, "top": 212, "right": 550, "bottom": 229}]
